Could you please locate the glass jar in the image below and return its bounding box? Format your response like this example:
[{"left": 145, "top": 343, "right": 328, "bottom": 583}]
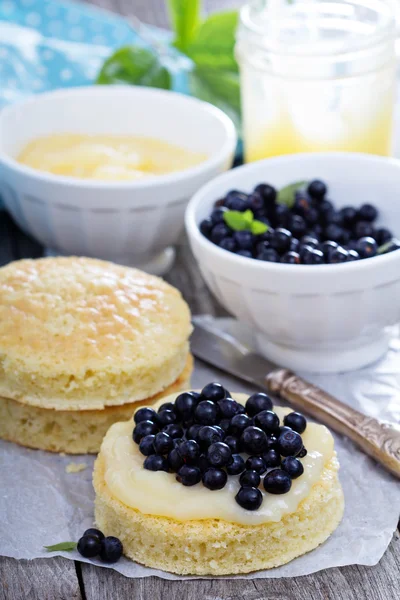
[{"left": 236, "top": 0, "right": 397, "bottom": 161}]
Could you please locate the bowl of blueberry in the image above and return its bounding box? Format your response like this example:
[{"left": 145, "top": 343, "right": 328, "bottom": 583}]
[{"left": 185, "top": 153, "right": 400, "bottom": 373}]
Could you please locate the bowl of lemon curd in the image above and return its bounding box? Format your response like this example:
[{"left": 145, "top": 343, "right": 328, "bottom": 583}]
[{"left": 0, "top": 86, "right": 236, "bottom": 273}]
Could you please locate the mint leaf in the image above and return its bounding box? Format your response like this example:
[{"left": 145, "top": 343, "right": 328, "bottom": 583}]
[
  {"left": 45, "top": 542, "right": 77, "bottom": 552},
  {"left": 186, "top": 11, "right": 239, "bottom": 72},
  {"left": 223, "top": 210, "right": 250, "bottom": 231},
  {"left": 251, "top": 220, "right": 269, "bottom": 235},
  {"left": 167, "top": 0, "right": 200, "bottom": 52},
  {"left": 278, "top": 181, "right": 309, "bottom": 208},
  {"left": 242, "top": 209, "right": 254, "bottom": 227},
  {"left": 97, "top": 47, "right": 171, "bottom": 89},
  {"left": 189, "top": 67, "right": 240, "bottom": 131}
]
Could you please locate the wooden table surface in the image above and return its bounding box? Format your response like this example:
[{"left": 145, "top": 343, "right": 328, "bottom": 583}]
[{"left": 1, "top": 1, "right": 400, "bottom": 598}]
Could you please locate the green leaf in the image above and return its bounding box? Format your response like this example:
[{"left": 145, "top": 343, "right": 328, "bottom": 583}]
[
  {"left": 277, "top": 181, "right": 309, "bottom": 208},
  {"left": 242, "top": 209, "right": 254, "bottom": 226},
  {"left": 167, "top": 0, "right": 201, "bottom": 53},
  {"left": 96, "top": 46, "right": 171, "bottom": 89},
  {"left": 45, "top": 542, "right": 77, "bottom": 552},
  {"left": 251, "top": 220, "right": 269, "bottom": 235},
  {"left": 189, "top": 67, "right": 241, "bottom": 132},
  {"left": 186, "top": 11, "right": 239, "bottom": 72},
  {"left": 223, "top": 210, "right": 251, "bottom": 231}
]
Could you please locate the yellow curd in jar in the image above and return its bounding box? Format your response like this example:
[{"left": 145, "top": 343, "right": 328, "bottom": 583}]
[{"left": 17, "top": 134, "right": 207, "bottom": 180}]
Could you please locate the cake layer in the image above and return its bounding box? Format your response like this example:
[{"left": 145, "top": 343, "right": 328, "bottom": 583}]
[
  {"left": 101, "top": 393, "right": 334, "bottom": 525},
  {"left": 0, "top": 257, "right": 192, "bottom": 410},
  {"left": 94, "top": 451, "right": 344, "bottom": 575},
  {"left": 0, "top": 355, "right": 192, "bottom": 454}
]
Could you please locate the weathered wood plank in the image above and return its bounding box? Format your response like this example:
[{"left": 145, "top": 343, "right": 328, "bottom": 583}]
[
  {"left": 0, "top": 557, "right": 82, "bottom": 600},
  {"left": 80, "top": 533, "right": 400, "bottom": 600}
]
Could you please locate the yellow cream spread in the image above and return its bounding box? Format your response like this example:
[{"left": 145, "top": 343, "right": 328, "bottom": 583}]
[
  {"left": 102, "top": 393, "right": 335, "bottom": 525},
  {"left": 17, "top": 134, "right": 207, "bottom": 180}
]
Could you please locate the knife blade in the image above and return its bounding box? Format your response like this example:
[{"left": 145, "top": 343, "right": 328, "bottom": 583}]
[{"left": 191, "top": 321, "right": 400, "bottom": 479}]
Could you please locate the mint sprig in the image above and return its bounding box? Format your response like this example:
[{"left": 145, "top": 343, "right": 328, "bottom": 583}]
[
  {"left": 45, "top": 541, "right": 77, "bottom": 552},
  {"left": 223, "top": 210, "right": 268, "bottom": 235},
  {"left": 277, "top": 181, "right": 309, "bottom": 208}
]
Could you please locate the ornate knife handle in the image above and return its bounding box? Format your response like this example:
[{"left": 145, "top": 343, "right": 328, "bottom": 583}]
[{"left": 266, "top": 368, "right": 400, "bottom": 479}]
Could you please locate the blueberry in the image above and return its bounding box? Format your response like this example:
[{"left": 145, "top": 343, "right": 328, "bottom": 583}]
[
  {"left": 134, "top": 407, "right": 158, "bottom": 425},
  {"left": 301, "top": 235, "right": 319, "bottom": 249},
  {"left": 299, "top": 244, "right": 314, "bottom": 262},
  {"left": 157, "top": 409, "right": 177, "bottom": 427},
  {"left": 133, "top": 420, "right": 159, "bottom": 443},
  {"left": 218, "top": 397, "right": 240, "bottom": 419},
  {"left": 163, "top": 423, "right": 184, "bottom": 439},
  {"left": 339, "top": 206, "right": 357, "bottom": 227},
  {"left": 175, "top": 391, "right": 199, "bottom": 420},
  {"left": 254, "top": 410, "right": 280, "bottom": 434},
  {"left": 263, "top": 469, "right": 292, "bottom": 494},
  {"left": 293, "top": 195, "right": 312, "bottom": 217},
  {"left": 139, "top": 434, "right": 156, "bottom": 456},
  {"left": 187, "top": 423, "right": 202, "bottom": 441},
  {"left": 262, "top": 448, "right": 281, "bottom": 468},
  {"left": 248, "top": 191, "right": 265, "bottom": 212},
  {"left": 239, "top": 469, "right": 261, "bottom": 488},
  {"left": 358, "top": 203, "right": 378, "bottom": 222},
  {"left": 256, "top": 248, "right": 280, "bottom": 262},
  {"left": 153, "top": 432, "right": 173, "bottom": 455},
  {"left": 270, "top": 228, "right": 292, "bottom": 252},
  {"left": 233, "top": 230, "right": 254, "bottom": 251},
  {"left": 246, "top": 392, "right": 273, "bottom": 416},
  {"left": 240, "top": 426, "right": 268, "bottom": 454},
  {"left": 254, "top": 183, "right": 277, "bottom": 205},
  {"left": 281, "top": 457, "right": 304, "bottom": 479},
  {"left": 328, "top": 246, "right": 348, "bottom": 264},
  {"left": 99, "top": 537, "right": 123, "bottom": 563},
  {"left": 210, "top": 207, "right": 227, "bottom": 225},
  {"left": 224, "top": 435, "right": 240, "bottom": 453},
  {"left": 211, "top": 425, "right": 226, "bottom": 440},
  {"left": 237, "top": 249, "right": 253, "bottom": 258},
  {"left": 199, "top": 218, "right": 213, "bottom": 238},
  {"left": 226, "top": 454, "right": 246, "bottom": 475},
  {"left": 375, "top": 228, "right": 392, "bottom": 246},
  {"left": 194, "top": 400, "right": 219, "bottom": 425},
  {"left": 214, "top": 197, "right": 226, "bottom": 207},
  {"left": 356, "top": 236, "right": 377, "bottom": 259},
  {"left": 83, "top": 528, "right": 105, "bottom": 542},
  {"left": 298, "top": 447, "right": 308, "bottom": 458},
  {"left": 320, "top": 240, "right": 338, "bottom": 259},
  {"left": 219, "top": 237, "right": 237, "bottom": 253},
  {"left": 273, "top": 204, "right": 290, "bottom": 227},
  {"left": 226, "top": 189, "right": 246, "bottom": 202},
  {"left": 246, "top": 456, "right": 267, "bottom": 474},
  {"left": 198, "top": 425, "right": 223, "bottom": 449},
  {"left": 289, "top": 237, "right": 300, "bottom": 252},
  {"left": 306, "top": 207, "right": 320, "bottom": 226},
  {"left": 211, "top": 223, "right": 231, "bottom": 245},
  {"left": 324, "top": 223, "right": 345, "bottom": 244},
  {"left": 319, "top": 199, "right": 334, "bottom": 223},
  {"left": 307, "top": 180, "right": 327, "bottom": 200},
  {"left": 265, "top": 434, "right": 278, "bottom": 449},
  {"left": 312, "top": 224, "right": 323, "bottom": 240},
  {"left": 225, "top": 194, "right": 249, "bottom": 212},
  {"left": 354, "top": 220, "right": 374, "bottom": 239},
  {"left": 277, "top": 429, "right": 303, "bottom": 457},
  {"left": 229, "top": 413, "right": 252, "bottom": 436},
  {"left": 176, "top": 465, "right": 202, "bottom": 486},
  {"left": 168, "top": 447, "right": 184, "bottom": 472},
  {"left": 283, "top": 412, "right": 307, "bottom": 434},
  {"left": 207, "top": 442, "right": 232, "bottom": 467},
  {"left": 198, "top": 454, "right": 210, "bottom": 473},
  {"left": 77, "top": 534, "right": 102, "bottom": 558},
  {"left": 219, "top": 418, "right": 232, "bottom": 433},
  {"left": 235, "top": 486, "right": 263, "bottom": 510},
  {"left": 281, "top": 251, "right": 300, "bottom": 264},
  {"left": 178, "top": 440, "right": 200, "bottom": 465},
  {"left": 143, "top": 454, "right": 168, "bottom": 472},
  {"left": 173, "top": 437, "right": 185, "bottom": 448},
  {"left": 348, "top": 249, "right": 360, "bottom": 261},
  {"left": 202, "top": 467, "right": 228, "bottom": 490},
  {"left": 201, "top": 382, "right": 226, "bottom": 402},
  {"left": 158, "top": 402, "right": 175, "bottom": 412},
  {"left": 288, "top": 215, "right": 307, "bottom": 239},
  {"left": 302, "top": 248, "right": 324, "bottom": 264}
]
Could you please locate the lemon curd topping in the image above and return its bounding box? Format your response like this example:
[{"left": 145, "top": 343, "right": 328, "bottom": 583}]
[
  {"left": 102, "top": 393, "right": 335, "bottom": 526},
  {"left": 17, "top": 134, "right": 207, "bottom": 180}
]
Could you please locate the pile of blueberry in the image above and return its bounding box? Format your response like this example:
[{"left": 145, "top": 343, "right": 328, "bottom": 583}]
[
  {"left": 133, "top": 383, "right": 307, "bottom": 511},
  {"left": 199, "top": 179, "right": 400, "bottom": 264},
  {"left": 77, "top": 528, "right": 123, "bottom": 563}
]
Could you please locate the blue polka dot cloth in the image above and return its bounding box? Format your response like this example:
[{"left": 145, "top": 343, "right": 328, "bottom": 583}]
[{"left": 0, "top": 0, "right": 177, "bottom": 109}]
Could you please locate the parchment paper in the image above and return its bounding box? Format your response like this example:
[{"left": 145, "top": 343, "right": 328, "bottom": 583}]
[{"left": 1, "top": 317, "right": 399, "bottom": 580}]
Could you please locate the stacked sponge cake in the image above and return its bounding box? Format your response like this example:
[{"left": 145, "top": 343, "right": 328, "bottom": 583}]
[{"left": 0, "top": 257, "right": 192, "bottom": 453}]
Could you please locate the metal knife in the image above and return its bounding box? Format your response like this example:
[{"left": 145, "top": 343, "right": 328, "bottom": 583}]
[{"left": 191, "top": 321, "right": 400, "bottom": 479}]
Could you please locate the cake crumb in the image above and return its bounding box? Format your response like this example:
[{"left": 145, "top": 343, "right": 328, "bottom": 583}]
[{"left": 66, "top": 462, "right": 87, "bottom": 474}]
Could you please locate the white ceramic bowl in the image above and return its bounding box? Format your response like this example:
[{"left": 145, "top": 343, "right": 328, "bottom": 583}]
[
  {"left": 0, "top": 86, "right": 236, "bottom": 274},
  {"left": 186, "top": 153, "right": 400, "bottom": 373}
]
